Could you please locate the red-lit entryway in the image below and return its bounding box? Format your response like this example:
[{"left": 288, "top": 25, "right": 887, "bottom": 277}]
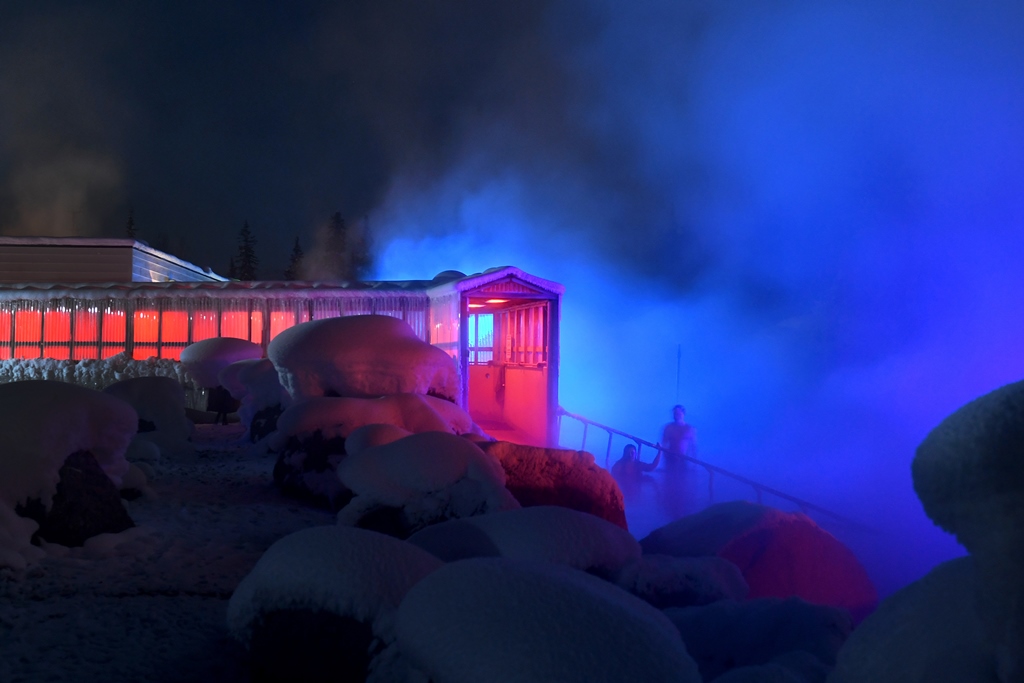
[{"left": 455, "top": 271, "right": 562, "bottom": 447}]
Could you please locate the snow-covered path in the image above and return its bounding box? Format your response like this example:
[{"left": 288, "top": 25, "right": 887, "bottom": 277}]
[{"left": 0, "top": 424, "right": 335, "bottom": 683}]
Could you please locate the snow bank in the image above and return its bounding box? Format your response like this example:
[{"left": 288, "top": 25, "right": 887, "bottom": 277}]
[
  {"left": 407, "top": 505, "right": 640, "bottom": 578},
  {"left": 179, "top": 337, "right": 263, "bottom": 389},
  {"left": 0, "top": 353, "right": 192, "bottom": 390},
  {"left": 395, "top": 557, "right": 701, "bottom": 683},
  {"left": 478, "top": 441, "right": 627, "bottom": 529},
  {"left": 336, "top": 431, "right": 519, "bottom": 537},
  {"left": 226, "top": 525, "right": 442, "bottom": 647},
  {"left": 267, "top": 315, "right": 459, "bottom": 402},
  {"left": 345, "top": 423, "right": 414, "bottom": 457},
  {"left": 665, "top": 597, "right": 851, "bottom": 682},
  {"left": 830, "top": 555, "right": 996, "bottom": 682},
  {"left": 614, "top": 554, "right": 749, "bottom": 608},
  {"left": 641, "top": 501, "right": 877, "bottom": 622},
  {"left": 0, "top": 381, "right": 137, "bottom": 569},
  {"left": 269, "top": 393, "right": 479, "bottom": 450}
]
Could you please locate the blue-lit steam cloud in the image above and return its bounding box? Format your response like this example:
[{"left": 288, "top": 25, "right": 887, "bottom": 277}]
[{"left": 371, "top": 0, "right": 1024, "bottom": 596}]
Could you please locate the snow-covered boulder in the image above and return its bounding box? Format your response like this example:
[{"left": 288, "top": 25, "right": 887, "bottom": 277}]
[
  {"left": 407, "top": 505, "right": 640, "bottom": 578},
  {"left": 345, "top": 423, "right": 413, "bottom": 457},
  {"left": 641, "top": 501, "right": 877, "bottom": 622},
  {"left": 829, "top": 555, "right": 997, "bottom": 683},
  {"left": 102, "top": 376, "right": 197, "bottom": 463},
  {"left": 614, "top": 554, "right": 749, "bottom": 608},
  {"left": 227, "top": 525, "right": 442, "bottom": 682},
  {"left": 913, "top": 379, "right": 1024, "bottom": 681},
  {"left": 0, "top": 381, "right": 137, "bottom": 568},
  {"left": 268, "top": 394, "right": 480, "bottom": 510},
  {"left": 219, "top": 358, "right": 290, "bottom": 441},
  {"left": 478, "top": 440, "right": 627, "bottom": 529},
  {"left": 336, "top": 431, "right": 520, "bottom": 538},
  {"left": 665, "top": 597, "right": 851, "bottom": 683},
  {"left": 396, "top": 557, "right": 702, "bottom": 683},
  {"left": 267, "top": 314, "right": 460, "bottom": 402},
  {"left": 179, "top": 337, "right": 263, "bottom": 389}
]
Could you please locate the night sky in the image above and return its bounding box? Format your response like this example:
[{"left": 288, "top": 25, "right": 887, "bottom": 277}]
[{"left": 2, "top": 1, "right": 1024, "bottom": 593}]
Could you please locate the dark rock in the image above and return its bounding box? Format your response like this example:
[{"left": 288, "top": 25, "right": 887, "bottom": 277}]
[
  {"left": 248, "top": 609, "right": 376, "bottom": 683},
  {"left": 15, "top": 450, "right": 134, "bottom": 547},
  {"left": 138, "top": 418, "right": 157, "bottom": 433},
  {"left": 272, "top": 432, "right": 352, "bottom": 510},
  {"left": 249, "top": 404, "right": 283, "bottom": 442}
]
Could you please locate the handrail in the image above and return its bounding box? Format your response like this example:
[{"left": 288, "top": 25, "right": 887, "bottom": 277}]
[{"left": 556, "top": 407, "right": 872, "bottom": 533}]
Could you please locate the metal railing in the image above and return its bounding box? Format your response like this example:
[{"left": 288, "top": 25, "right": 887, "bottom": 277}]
[{"left": 556, "top": 407, "right": 872, "bottom": 532}]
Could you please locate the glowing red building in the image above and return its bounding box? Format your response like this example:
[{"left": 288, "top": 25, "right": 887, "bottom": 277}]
[{"left": 0, "top": 237, "right": 562, "bottom": 445}]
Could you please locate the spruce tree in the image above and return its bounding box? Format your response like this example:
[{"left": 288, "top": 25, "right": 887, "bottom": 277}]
[
  {"left": 284, "top": 237, "right": 304, "bottom": 280},
  {"left": 227, "top": 256, "right": 238, "bottom": 280},
  {"left": 125, "top": 206, "right": 136, "bottom": 239},
  {"left": 236, "top": 221, "right": 259, "bottom": 280}
]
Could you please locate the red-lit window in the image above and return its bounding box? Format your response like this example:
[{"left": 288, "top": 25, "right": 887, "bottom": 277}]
[
  {"left": 161, "top": 311, "right": 188, "bottom": 343},
  {"left": 44, "top": 310, "right": 71, "bottom": 346},
  {"left": 15, "top": 345, "right": 41, "bottom": 359},
  {"left": 133, "top": 345, "right": 158, "bottom": 360},
  {"left": 102, "top": 308, "right": 127, "bottom": 343},
  {"left": 0, "top": 310, "right": 10, "bottom": 343},
  {"left": 221, "top": 311, "right": 249, "bottom": 340},
  {"left": 0, "top": 347, "right": 11, "bottom": 360},
  {"left": 269, "top": 310, "right": 294, "bottom": 340},
  {"left": 134, "top": 310, "right": 159, "bottom": 344},
  {"left": 250, "top": 310, "right": 263, "bottom": 344},
  {"left": 100, "top": 346, "right": 123, "bottom": 359},
  {"left": 192, "top": 309, "right": 219, "bottom": 342},
  {"left": 74, "top": 309, "right": 99, "bottom": 342},
  {"left": 161, "top": 346, "right": 184, "bottom": 361},
  {"left": 15, "top": 309, "right": 41, "bottom": 343},
  {"left": 73, "top": 346, "right": 99, "bottom": 360}
]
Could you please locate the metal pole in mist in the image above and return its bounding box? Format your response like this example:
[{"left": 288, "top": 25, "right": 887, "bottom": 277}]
[{"left": 675, "top": 343, "right": 681, "bottom": 401}]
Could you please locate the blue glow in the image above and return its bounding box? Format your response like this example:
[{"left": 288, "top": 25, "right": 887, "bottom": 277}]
[{"left": 372, "top": 0, "right": 1024, "bottom": 598}]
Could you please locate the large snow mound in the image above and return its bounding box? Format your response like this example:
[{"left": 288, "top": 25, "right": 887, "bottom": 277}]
[
  {"left": 0, "top": 381, "right": 137, "bottom": 569},
  {"left": 267, "top": 315, "right": 460, "bottom": 402},
  {"left": 336, "top": 431, "right": 520, "bottom": 537},
  {"left": 219, "top": 358, "right": 290, "bottom": 440},
  {"left": 407, "top": 505, "right": 640, "bottom": 578},
  {"left": 479, "top": 441, "right": 627, "bottom": 529},
  {"left": 180, "top": 337, "right": 263, "bottom": 388},
  {"left": 614, "top": 554, "right": 750, "bottom": 608},
  {"left": 641, "top": 501, "right": 877, "bottom": 622},
  {"left": 829, "top": 556, "right": 997, "bottom": 682},
  {"left": 226, "top": 525, "right": 442, "bottom": 647},
  {"left": 269, "top": 393, "right": 479, "bottom": 450},
  {"left": 396, "top": 557, "right": 702, "bottom": 683}
]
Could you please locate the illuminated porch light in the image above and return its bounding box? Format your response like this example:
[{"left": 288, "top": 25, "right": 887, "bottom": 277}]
[
  {"left": 468, "top": 303, "right": 484, "bottom": 308},
  {"left": 484, "top": 299, "right": 508, "bottom": 304}
]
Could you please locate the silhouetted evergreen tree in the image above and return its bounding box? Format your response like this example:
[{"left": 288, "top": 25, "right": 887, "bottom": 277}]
[
  {"left": 284, "top": 237, "right": 304, "bottom": 280},
  {"left": 350, "top": 215, "right": 373, "bottom": 280},
  {"left": 236, "top": 221, "right": 259, "bottom": 280},
  {"left": 125, "top": 206, "right": 136, "bottom": 239},
  {"left": 227, "top": 256, "right": 238, "bottom": 279}
]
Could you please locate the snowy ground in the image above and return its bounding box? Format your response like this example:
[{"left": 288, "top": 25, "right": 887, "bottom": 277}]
[{"left": 0, "top": 424, "right": 335, "bottom": 683}]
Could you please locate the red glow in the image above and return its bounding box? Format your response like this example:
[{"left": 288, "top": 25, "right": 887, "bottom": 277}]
[
  {"left": 15, "top": 346, "right": 40, "bottom": 359},
  {"left": 250, "top": 311, "right": 263, "bottom": 344},
  {"left": 162, "top": 347, "right": 184, "bottom": 361},
  {"left": 161, "top": 311, "right": 188, "bottom": 343},
  {"left": 0, "top": 347, "right": 10, "bottom": 360},
  {"left": 44, "top": 347, "right": 70, "bottom": 360},
  {"left": 133, "top": 345, "right": 157, "bottom": 360},
  {"left": 134, "top": 310, "right": 159, "bottom": 343},
  {"left": 192, "top": 310, "right": 218, "bottom": 342},
  {"left": 101, "top": 346, "right": 123, "bottom": 359},
  {"left": 73, "top": 346, "right": 99, "bottom": 360},
  {"left": 15, "top": 310, "right": 41, "bottom": 342},
  {"left": 44, "top": 310, "right": 71, "bottom": 343},
  {"left": 269, "top": 311, "right": 294, "bottom": 340},
  {"left": 221, "top": 311, "right": 249, "bottom": 340},
  {"left": 0, "top": 310, "right": 10, "bottom": 342},
  {"left": 74, "top": 309, "right": 99, "bottom": 341},
  {"left": 102, "top": 309, "right": 126, "bottom": 343}
]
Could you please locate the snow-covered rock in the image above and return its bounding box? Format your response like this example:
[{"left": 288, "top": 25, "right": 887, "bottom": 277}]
[
  {"left": 345, "top": 423, "right": 413, "bottom": 457},
  {"left": 478, "top": 441, "right": 628, "bottom": 529},
  {"left": 407, "top": 505, "right": 640, "bottom": 578},
  {"left": 913, "top": 378, "right": 1024, "bottom": 681},
  {"left": 0, "top": 381, "right": 137, "bottom": 569},
  {"left": 267, "top": 314, "right": 460, "bottom": 402},
  {"left": 665, "top": 597, "right": 851, "bottom": 683},
  {"left": 179, "top": 337, "right": 263, "bottom": 389},
  {"left": 336, "top": 431, "right": 520, "bottom": 538},
  {"left": 227, "top": 525, "right": 442, "bottom": 681},
  {"left": 614, "top": 554, "right": 749, "bottom": 608},
  {"left": 219, "top": 358, "right": 290, "bottom": 441},
  {"left": 102, "top": 376, "right": 197, "bottom": 463},
  {"left": 828, "top": 556, "right": 997, "bottom": 683},
  {"left": 641, "top": 501, "right": 877, "bottom": 622},
  {"left": 395, "top": 557, "right": 702, "bottom": 683}
]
